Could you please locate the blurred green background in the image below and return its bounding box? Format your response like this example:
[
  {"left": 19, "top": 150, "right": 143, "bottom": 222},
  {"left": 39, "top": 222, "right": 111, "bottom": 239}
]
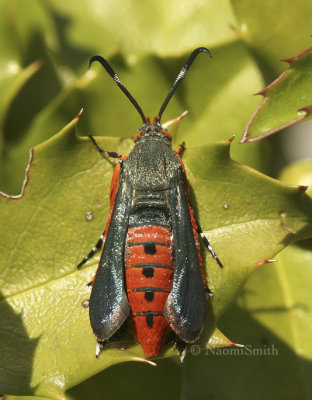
[{"left": 1, "top": 0, "right": 312, "bottom": 399}]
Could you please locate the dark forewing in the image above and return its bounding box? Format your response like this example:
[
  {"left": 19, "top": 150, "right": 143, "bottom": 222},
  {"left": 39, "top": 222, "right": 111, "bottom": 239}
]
[
  {"left": 164, "top": 167, "right": 207, "bottom": 342},
  {"left": 89, "top": 173, "right": 131, "bottom": 341}
]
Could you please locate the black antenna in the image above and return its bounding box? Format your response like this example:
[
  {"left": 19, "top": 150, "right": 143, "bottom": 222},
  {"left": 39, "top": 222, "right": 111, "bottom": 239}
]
[
  {"left": 89, "top": 55, "right": 147, "bottom": 124},
  {"left": 157, "top": 47, "right": 212, "bottom": 124}
]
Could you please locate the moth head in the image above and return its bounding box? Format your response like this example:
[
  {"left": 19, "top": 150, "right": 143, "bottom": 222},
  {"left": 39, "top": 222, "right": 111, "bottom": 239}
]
[{"left": 133, "top": 116, "right": 172, "bottom": 142}]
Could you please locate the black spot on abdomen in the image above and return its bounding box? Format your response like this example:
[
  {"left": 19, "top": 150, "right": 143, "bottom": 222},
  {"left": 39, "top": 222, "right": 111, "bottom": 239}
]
[
  {"left": 146, "top": 313, "right": 154, "bottom": 328},
  {"left": 144, "top": 243, "right": 156, "bottom": 254},
  {"left": 144, "top": 292, "right": 154, "bottom": 302},
  {"left": 142, "top": 267, "right": 154, "bottom": 277}
]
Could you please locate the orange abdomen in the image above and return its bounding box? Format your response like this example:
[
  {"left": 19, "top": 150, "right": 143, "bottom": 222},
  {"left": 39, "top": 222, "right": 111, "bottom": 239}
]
[{"left": 125, "top": 225, "right": 174, "bottom": 357}]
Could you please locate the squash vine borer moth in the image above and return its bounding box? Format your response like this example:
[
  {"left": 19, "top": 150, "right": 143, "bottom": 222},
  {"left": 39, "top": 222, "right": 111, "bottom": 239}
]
[{"left": 77, "top": 47, "right": 223, "bottom": 360}]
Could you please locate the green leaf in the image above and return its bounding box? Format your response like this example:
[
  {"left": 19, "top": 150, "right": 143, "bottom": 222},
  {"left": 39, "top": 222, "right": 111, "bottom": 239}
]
[
  {"left": 1, "top": 41, "right": 266, "bottom": 195},
  {"left": 179, "top": 239, "right": 312, "bottom": 400},
  {"left": 279, "top": 159, "right": 312, "bottom": 198},
  {"left": 241, "top": 47, "right": 312, "bottom": 143},
  {"left": 275, "top": 241, "right": 312, "bottom": 361},
  {"left": 5, "top": 397, "right": 48, "bottom": 400},
  {"left": 0, "top": 1, "right": 311, "bottom": 399},
  {"left": 179, "top": 160, "right": 312, "bottom": 400},
  {"left": 0, "top": 60, "right": 42, "bottom": 145},
  {"left": 184, "top": 139, "right": 312, "bottom": 326},
  {"left": 1, "top": 115, "right": 311, "bottom": 397},
  {"left": 66, "top": 358, "right": 181, "bottom": 400},
  {"left": 47, "top": 0, "right": 237, "bottom": 58},
  {"left": 231, "top": 0, "right": 312, "bottom": 76},
  {"left": 0, "top": 0, "right": 60, "bottom": 63},
  {"left": 274, "top": 160, "right": 312, "bottom": 369},
  {"left": 0, "top": 59, "right": 43, "bottom": 199},
  {"left": 0, "top": 1, "right": 268, "bottom": 195}
]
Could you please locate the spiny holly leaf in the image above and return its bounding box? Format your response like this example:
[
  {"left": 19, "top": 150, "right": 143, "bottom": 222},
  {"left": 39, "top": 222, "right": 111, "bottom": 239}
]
[
  {"left": 0, "top": 3, "right": 265, "bottom": 195},
  {"left": 265, "top": 241, "right": 312, "bottom": 364},
  {"left": 179, "top": 160, "right": 312, "bottom": 400},
  {"left": 179, "top": 233, "right": 312, "bottom": 400},
  {"left": 1, "top": 114, "right": 312, "bottom": 398},
  {"left": 65, "top": 357, "right": 182, "bottom": 400},
  {"left": 271, "top": 160, "right": 312, "bottom": 364},
  {"left": 0, "top": 59, "right": 42, "bottom": 196},
  {"left": 184, "top": 137, "right": 312, "bottom": 341},
  {"left": 2, "top": 41, "right": 265, "bottom": 195},
  {"left": 241, "top": 46, "right": 312, "bottom": 143},
  {"left": 0, "top": 114, "right": 230, "bottom": 399}
]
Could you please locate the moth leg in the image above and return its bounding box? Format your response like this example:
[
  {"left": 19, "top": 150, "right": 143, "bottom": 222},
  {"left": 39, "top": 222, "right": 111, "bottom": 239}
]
[
  {"left": 89, "top": 135, "right": 124, "bottom": 159},
  {"left": 79, "top": 136, "right": 124, "bottom": 270},
  {"left": 197, "top": 223, "right": 223, "bottom": 269},
  {"left": 175, "top": 337, "right": 188, "bottom": 363},
  {"left": 77, "top": 232, "right": 104, "bottom": 269},
  {"left": 175, "top": 141, "right": 185, "bottom": 156},
  {"left": 95, "top": 335, "right": 128, "bottom": 358},
  {"left": 96, "top": 340, "right": 104, "bottom": 358}
]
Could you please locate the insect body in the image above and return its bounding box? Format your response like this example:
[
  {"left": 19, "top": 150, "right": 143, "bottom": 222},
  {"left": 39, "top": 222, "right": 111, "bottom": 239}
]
[{"left": 78, "top": 48, "right": 223, "bottom": 358}]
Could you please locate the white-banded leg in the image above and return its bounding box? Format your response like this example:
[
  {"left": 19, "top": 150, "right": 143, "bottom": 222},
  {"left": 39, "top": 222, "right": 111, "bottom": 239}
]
[
  {"left": 77, "top": 136, "right": 123, "bottom": 270},
  {"left": 96, "top": 341, "right": 103, "bottom": 358},
  {"left": 197, "top": 223, "right": 223, "bottom": 268},
  {"left": 89, "top": 135, "right": 123, "bottom": 159},
  {"left": 77, "top": 232, "right": 105, "bottom": 269}
]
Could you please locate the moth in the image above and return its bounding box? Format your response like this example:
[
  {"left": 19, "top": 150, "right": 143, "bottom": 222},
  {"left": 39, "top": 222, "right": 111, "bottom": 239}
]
[{"left": 78, "top": 48, "right": 222, "bottom": 359}]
